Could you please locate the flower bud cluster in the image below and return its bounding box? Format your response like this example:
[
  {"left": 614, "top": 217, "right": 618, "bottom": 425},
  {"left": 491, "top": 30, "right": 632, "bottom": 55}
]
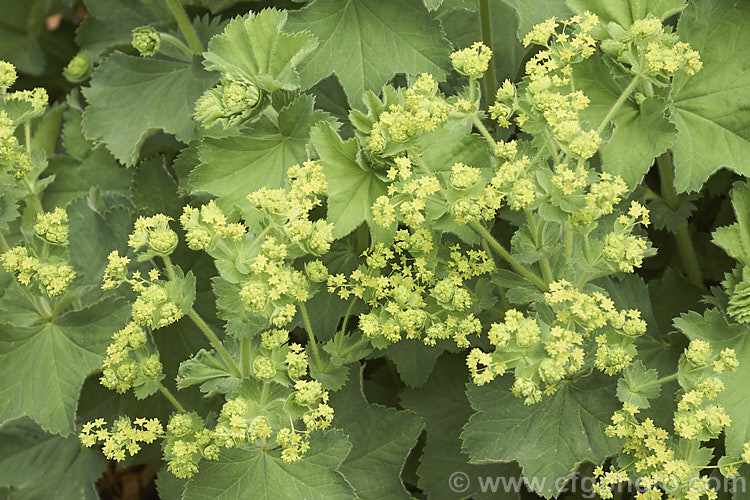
[
  {"left": 366, "top": 74, "right": 450, "bottom": 153},
  {"left": 131, "top": 26, "right": 160, "bottom": 56},
  {"left": 602, "top": 201, "right": 655, "bottom": 273},
  {"left": 450, "top": 42, "right": 493, "bottom": 78},
  {"left": 0, "top": 108, "right": 31, "bottom": 178},
  {"left": 372, "top": 156, "right": 442, "bottom": 228},
  {"left": 469, "top": 280, "right": 648, "bottom": 403},
  {"left": 194, "top": 77, "right": 262, "bottom": 128},
  {"left": 1, "top": 208, "right": 77, "bottom": 297},
  {"left": 180, "top": 200, "right": 247, "bottom": 251},
  {"left": 63, "top": 51, "right": 93, "bottom": 83},
  {"left": 601, "top": 16, "right": 702, "bottom": 84},
  {"left": 128, "top": 214, "right": 179, "bottom": 258},
  {"left": 495, "top": 14, "right": 602, "bottom": 160},
  {"left": 100, "top": 321, "right": 164, "bottom": 394}
]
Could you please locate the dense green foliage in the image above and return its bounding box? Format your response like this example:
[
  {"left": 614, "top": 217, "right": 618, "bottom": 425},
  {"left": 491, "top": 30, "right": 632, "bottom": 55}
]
[{"left": 2, "top": 0, "right": 750, "bottom": 499}]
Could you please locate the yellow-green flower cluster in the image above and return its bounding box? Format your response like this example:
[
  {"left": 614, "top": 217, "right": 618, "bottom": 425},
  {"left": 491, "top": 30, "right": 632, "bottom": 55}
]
[
  {"left": 372, "top": 156, "right": 442, "bottom": 228},
  {"left": 6, "top": 87, "right": 49, "bottom": 116},
  {"left": 329, "top": 232, "right": 491, "bottom": 347},
  {"left": 295, "top": 380, "right": 334, "bottom": 432},
  {"left": 79, "top": 417, "right": 163, "bottom": 461},
  {"left": 602, "top": 403, "right": 723, "bottom": 500},
  {"left": 0, "top": 109, "right": 31, "bottom": 178},
  {"left": 602, "top": 201, "right": 655, "bottom": 273},
  {"left": 601, "top": 16, "right": 702, "bottom": 84},
  {"left": 0, "top": 60, "right": 16, "bottom": 88},
  {"left": 367, "top": 74, "right": 450, "bottom": 152},
  {"left": 34, "top": 208, "right": 69, "bottom": 245},
  {"left": 1, "top": 246, "right": 76, "bottom": 297},
  {"left": 570, "top": 172, "right": 629, "bottom": 226},
  {"left": 131, "top": 278, "right": 184, "bottom": 329},
  {"left": 673, "top": 377, "right": 731, "bottom": 441},
  {"left": 163, "top": 412, "right": 219, "bottom": 479},
  {"left": 450, "top": 42, "right": 493, "bottom": 78},
  {"left": 129, "top": 214, "right": 179, "bottom": 257},
  {"left": 469, "top": 280, "right": 650, "bottom": 403},
  {"left": 180, "top": 200, "right": 246, "bottom": 251},
  {"left": 239, "top": 237, "right": 309, "bottom": 327},
  {"left": 495, "top": 14, "right": 602, "bottom": 160},
  {"left": 100, "top": 321, "right": 163, "bottom": 393}
]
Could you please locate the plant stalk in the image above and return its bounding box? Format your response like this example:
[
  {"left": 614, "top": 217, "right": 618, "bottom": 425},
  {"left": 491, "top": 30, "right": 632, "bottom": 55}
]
[
  {"left": 163, "top": 0, "right": 203, "bottom": 54},
  {"left": 595, "top": 75, "right": 641, "bottom": 135},
  {"left": 478, "top": 0, "right": 497, "bottom": 107},
  {"left": 158, "top": 382, "right": 186, "bottom": 412},
  {"left": 656, "top": 153, "right": 703, "bottom": 288}
]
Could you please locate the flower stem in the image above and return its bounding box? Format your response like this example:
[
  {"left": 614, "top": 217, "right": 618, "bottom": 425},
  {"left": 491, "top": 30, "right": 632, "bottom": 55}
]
[
  {"left": 158, "top": 382, "right": 186, "bottom": 412},
  {"left": 161, "top": 255, "right": 242, "bottom": 378},
  {"left": 469, "top": 220, "right": 549, "bottom": 292},
  {"left": 240, "top": 337, "right": 251, "bottom": 378},
  {"left": 163, "top": 0, "right": 203, "bottom": 54},
  {"left": 478, "top": 0, "right": 497, "bottom": 107},
  {"left": 187, "top": 308, "right": 242, "bottom": 378},
  {"left": 656, "top": 153, "right": 704, "bottom": 289},
  {"left": 407, "top": 148, "right": 547, "bottom": 292},
  {"left": 595, "top": 75, "right": 641, "bottom": 135},
  {"left": 299, "top": 303, "right": 322, "bottom": 368}
]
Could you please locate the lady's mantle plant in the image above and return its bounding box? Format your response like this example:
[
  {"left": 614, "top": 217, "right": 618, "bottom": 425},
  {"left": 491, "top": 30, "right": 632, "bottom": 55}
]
[{"left": 2, "top": 0, "right": 750, "bottom": 499}]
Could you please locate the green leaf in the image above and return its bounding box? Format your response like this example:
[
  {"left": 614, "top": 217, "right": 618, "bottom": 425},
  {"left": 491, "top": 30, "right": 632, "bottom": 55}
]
[
  {"left": 330, "top": 371, "right": 423, "bottom": 499},
  {"left": 203, "top": 9, "right": 317, "bottom": 92},
  {"left": 385, "top": 338, "right": 448, "bottom": 388},
  {"left": 76, "top": 0, "right": 169, "bottom": 57},
  {"left": 673, "top": 310, "right": 750, "bottom": 457},
  {"left": 82, "top": 52, "right": 219, "bottom": 165},
  {"left": 67, "top": 196, "right": 132, "bottom": 293},
  {"left": 43, "top": 147, "right": 131, "bottom": 210},
  {"left": 616, "top": 360, "right": 662, "bottom": 408},
  {"left": 288, "top": 0, "right": 452, "bottom": 104},
  {"left": 0, "top": 418, "right": 106, "bottom": 499},
  {"left": 182, "top": 429, "right": 354, "bottom": 500},
  {"left": 0, "top": 296, "right": 130, "bottom": 435},
  {"left": 423, "top": 0, "right": 444, "bottom": 11},
  {"left": 0, "top": 1, "right": 46, "bottom": 75},
  {"left": 310, "top": 122, "right": 388, "bottom": 239},
  {"left": 671, "top": 0, "right": 750, "bottom": 192},
  {"left": 501, "top": 0, "right": 573, "bottom": 41},
  {"left": 462, "top": 372, "right": 621, "bottom": 498},
  {"left": 132, "top": 156, "right": 182, "bottom": 218},
  {"left": 402, "top": 354, "right": 522, "bottom": 500},
  {"left": 574, "top": 57, "right": 676, "bottom": 186},
  {"left": 712, "top": 182, "right": 750, "bottom": 266},
  {"left": 61, "top": 104, "right": 94, "bottom": 160},
  {"left": 191, "top": 94, "right": 334, "bottom": 209},
  {"left": 565, "top": 0, "right": 685, "bottom": 27}
]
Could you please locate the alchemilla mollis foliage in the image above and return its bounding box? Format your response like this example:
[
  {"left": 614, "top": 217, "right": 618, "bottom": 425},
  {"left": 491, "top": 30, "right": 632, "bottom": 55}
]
[{"left": 1, "top": 0, "right": 750, "bottom": 499}]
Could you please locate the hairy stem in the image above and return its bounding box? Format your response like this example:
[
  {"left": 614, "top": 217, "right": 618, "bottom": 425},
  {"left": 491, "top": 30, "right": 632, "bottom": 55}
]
[
  {"left": 187, "top": 308, "right": 242, "bottom": 378},
  {"left": 299, "top": 302, "right": 323, "bottom": 368},
  {"left": 595, "top": 75, "right": 641, "bottom": 135},
  {"left": 656, "top": 153, "right": 704, "bottom": 288},
  {"left": 407, "top": 148, "right": 548, "bottom": 292},
  {"left": 478, "top": 0, "right": 497, "bottom": 108},
  {"left": 158, "top": 382, "right": 186, "bottom": 412},
  {"left": 469, "top": 220, "right": 549, "bottom": 292},
  {"left": 163, "top": 0, "right": 203, "bottom": 54},
  {"left": 525, "top": 209, "right": 554, "bottom": 284},
  {"left": 161, "top": 255, "right": 242, "bottom": 377},
  {"left": 240, "top": 337, "right": 251, "bottom": 378}
]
